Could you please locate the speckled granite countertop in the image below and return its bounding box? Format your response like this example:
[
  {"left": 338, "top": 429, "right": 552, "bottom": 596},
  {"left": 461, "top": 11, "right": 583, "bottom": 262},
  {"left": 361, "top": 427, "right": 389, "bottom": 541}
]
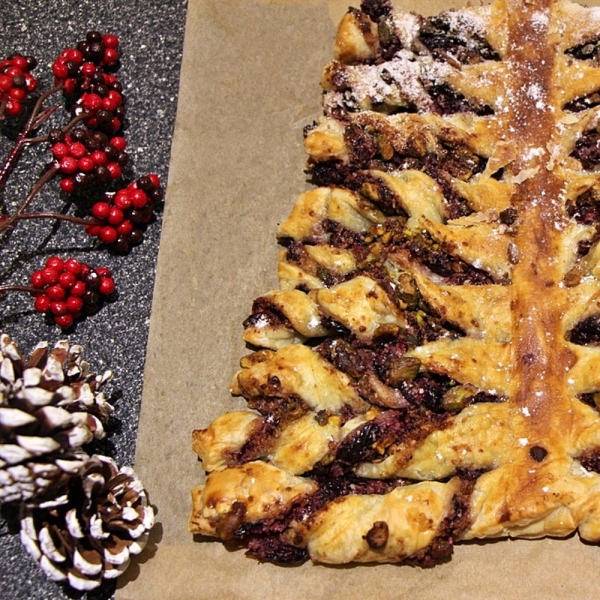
[{"left": 0, "top": 1, "right": 187, "bottom": 598}]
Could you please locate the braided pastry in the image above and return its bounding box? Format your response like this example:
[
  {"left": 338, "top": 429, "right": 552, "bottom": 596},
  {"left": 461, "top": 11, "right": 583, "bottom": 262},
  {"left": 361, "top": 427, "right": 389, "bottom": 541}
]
[{"left": 189, "top": 0, "right": 600, "bottom": 566}]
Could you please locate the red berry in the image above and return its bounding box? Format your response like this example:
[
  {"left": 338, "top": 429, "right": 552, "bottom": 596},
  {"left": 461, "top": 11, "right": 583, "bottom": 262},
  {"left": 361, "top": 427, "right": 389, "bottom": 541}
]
[
  {"left": 66, "top": 296, "right": 84, "bottom": 314},
  {"left": 131, "top": 189, "right": 148, "bottom": 209},
  {"left": 5, "top": 66, "right": 22, "bottom": 77},
  {"left": 110, "top": 136, "right": 126, "bottom": 151},
  {"left": 49, "top": 300, "right": 68, "bottom": 316},
  {"left": 5, "top": 100, "right": 21, "bottom": 116},
  {"left": 85, "top": 224, "right": 102, "bottom": 237},
  {"left": 99, "top": 226, "right": 117, "bottom": 244},
  {"left": 8, "top": 87, "right": 26, "bottom": 102},
  {"left": 60, "top": 177, "right": 75, "bottom": 193},
  {"left": 79, "top": 263, "right": 91, "bottom": 278},
  {"left": 91, "top": 150, "right": 107, "bottom": 165},
  {"left": 68, "top": 142, "right": 87, "bottom": 159},
  {"left": 82, "top": 93, "right": 102, "bottom": 111},
  {"left": 148, "top": 174, "right": 161, "bottom": 188},
  {"left": 64, "top": 258, "right": 82, "bottom": 276},
  {"left": 46, "top": 284, "right": 66, "bottom": 301},
  {"left": 59, "top": 271, "right": 77, "bottom": 289},
  {"left": 103, "top": 48, "right": 119, "bottom": 65},
  {"left": 63, "top": 78, "right": 77, "bottom": 94},
  {"left": 95, "top": 267, "right": 112, "bottom": 277},
  {"left": 81, "top": 62, "right": 96, "bottom": 76},
  {"left": 52, "top": 61, "right": 69, "bottom": 79},
  {"left": 78, "top": 156, "right": 94, "bottom": 172},
  {"left": 12, "top": 56, "right": 28, "bottom": 70},
  {"left": 84, "top": 120, "right": 98, "bottom": 134},
  {"left": 114, "top": 189, "right": 131, "bottom": 209},
  {"left": 70, "top": 280, "right": 87, "bottom": 297},
  {"left": 102, "top": 95, "right": 120, "bottom": 111},
  {"left": 65, "top": 49, "right": 83, "bottom": 64},
  {"left": 52, "top": 142, "right": 69, "bottom": 159},
  {"left": 24, "top": 73, "right": 37, "bottom": 93},
  {"left": 106, "top": 162, "right": 121, "bottom": 179},
  {"left": 108, "top": 117, "right": 121, "bottom": 132},
  {"left": 30, "top": 270, "right": 45, "bottom": 288},
  {"left": 0, "top": 75, "right": 12, "bottom": 91},
  {"left": 107, "top": 90, "right": 122, "bottom": 103},
  {"left": 108, "top": 207, "right": 124, "bottom": 225},
  {"left": 102, "top": 34, "right": 119, "bottom": 49},
  {"left": 99, "top": 277, "right": 115, "bottom": 295},
  {"left": 46, "top": 256, "right": 64, "bottom": 270},
  {"left": 91, "top": 202, "right": 111, "bottom": 219},
  {"left": 117, "top": 219, "right": 133, "bottom": 235},
  {"left": 60, "top": 156, "right": 78, "bottom": 174},
  {"left": 34, "top": 295, "right": 50, "bottom": 313},
  {"left": 41, "top": 267, "right": 60, "bottom": 285},
  {"left": 55, "top": 314, "right": 74, "bottom": 328}
]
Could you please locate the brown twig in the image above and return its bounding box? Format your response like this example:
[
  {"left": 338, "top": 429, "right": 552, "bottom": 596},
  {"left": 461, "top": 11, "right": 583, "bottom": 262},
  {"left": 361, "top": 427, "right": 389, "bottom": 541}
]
[
  {"left": 16, "top": 165, "right": 59, "bottom": 216},
  {"left": 10, "top": 212, "right": 98, "bottom": 227},
  {"left": 0, "top": 284, "right": 40, "bottom": 296},
  {"left": 0, "top": 84, "right": 63, "bottom": 188},
  {"left": 0, "top": 163, "right": 101, "bottom": 236}
]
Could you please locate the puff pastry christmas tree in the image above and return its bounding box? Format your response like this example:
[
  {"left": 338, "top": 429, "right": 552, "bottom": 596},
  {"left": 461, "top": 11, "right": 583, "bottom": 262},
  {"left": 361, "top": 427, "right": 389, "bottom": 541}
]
[{"left": 189, "top": 0, "right": 600, "bottom": 565}]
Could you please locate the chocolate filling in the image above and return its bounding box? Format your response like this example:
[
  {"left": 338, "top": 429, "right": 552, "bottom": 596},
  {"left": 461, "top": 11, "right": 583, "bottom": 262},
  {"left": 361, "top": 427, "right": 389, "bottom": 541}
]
[{"left": 419, "top": 14, "right": 500, "bottom": 66}]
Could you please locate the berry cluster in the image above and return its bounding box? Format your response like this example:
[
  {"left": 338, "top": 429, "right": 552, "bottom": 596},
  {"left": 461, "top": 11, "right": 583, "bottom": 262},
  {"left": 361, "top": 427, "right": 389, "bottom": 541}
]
[
  {"left": 0, "top": 55, "right": 37, "bottom": 117},
  {"left": 30, "top": 257, "right": 116, "bottom": 329},
  {"left": 52, "top": 32, "right": 124, "bottom": 134},
  {"left": 74, "top": 81, "right": 125, "bottom": 133},
  {"left": 86, "top": 175, "right": 163, "bottom": 252},
  {"left": 52, "top": 32, "right": 119, "bottom": 93},
  {"left": 49, "top": 127, "right": 128, "bottom": 192}
]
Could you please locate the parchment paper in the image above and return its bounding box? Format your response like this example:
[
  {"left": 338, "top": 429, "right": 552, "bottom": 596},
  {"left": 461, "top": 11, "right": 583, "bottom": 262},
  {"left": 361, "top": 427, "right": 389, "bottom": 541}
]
[{"left": 118, "top": 0, "right": 600, "bottom": 597}]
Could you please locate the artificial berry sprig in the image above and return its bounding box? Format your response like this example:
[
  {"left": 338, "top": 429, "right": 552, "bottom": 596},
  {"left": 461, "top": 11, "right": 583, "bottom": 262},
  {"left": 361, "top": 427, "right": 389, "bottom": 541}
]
[
  {"left": 0, "top": 54, "right": 38, "bottom": 118},
  {"left": 29, "top": 256, "right": 116, "bottom": 329},
  {"left": 0, "top": 29, "right": 160, "bottom": 335},
  {"left": 86, "top": 174, "right": 163, "bottom": 251}
]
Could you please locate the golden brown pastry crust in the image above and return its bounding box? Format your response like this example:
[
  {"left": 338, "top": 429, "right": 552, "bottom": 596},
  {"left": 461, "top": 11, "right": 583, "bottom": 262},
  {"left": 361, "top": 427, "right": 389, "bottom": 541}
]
[{"left": 190, "top": 0, "right": 600, "bottom": 565}]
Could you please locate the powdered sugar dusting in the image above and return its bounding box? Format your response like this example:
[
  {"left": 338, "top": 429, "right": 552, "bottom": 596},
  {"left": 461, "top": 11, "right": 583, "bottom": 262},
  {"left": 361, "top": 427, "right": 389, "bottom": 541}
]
[
  {"left": 392, "top": 12, "right": 422, "bottom": 51},
  {"left": 526, "top": 82, "right": 548, "bottom": 110},
  {"left": 443, "top": 9, "right": 488, "bottom": 39},
  {"left": 531, "top": 10, "right": 549, "bottom": 33},
  {"left": 325, "top": 51, "right": 453, "bottom": 113}
]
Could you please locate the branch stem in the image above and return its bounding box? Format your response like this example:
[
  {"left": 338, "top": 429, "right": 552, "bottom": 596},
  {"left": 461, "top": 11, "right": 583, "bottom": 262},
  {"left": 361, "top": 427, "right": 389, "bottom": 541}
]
[
  {"left": 11, "top": 212, "right": 98, "bottom": 226},
  {"left": 0, "top": 84, "right": 63, "bottom": 188},
  {"left": 0, "top": 284, "right": 40, "bottom": 296}
]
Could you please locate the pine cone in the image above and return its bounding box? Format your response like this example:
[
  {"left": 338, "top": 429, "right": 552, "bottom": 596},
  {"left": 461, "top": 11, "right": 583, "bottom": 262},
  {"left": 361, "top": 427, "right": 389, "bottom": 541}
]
[
  {"left": 20, "top": 454, "right": 155, "bottom": 591},
  {"left": 0, "top": 334, "right": 113, "bottom": 503}
]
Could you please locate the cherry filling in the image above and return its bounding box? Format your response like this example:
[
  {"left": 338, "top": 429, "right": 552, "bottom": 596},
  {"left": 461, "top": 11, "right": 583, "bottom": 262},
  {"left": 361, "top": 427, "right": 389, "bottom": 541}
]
[
  {"left": 564, "top": 42, "right": 600, "bottom": 111},
  {"left": 571, "top": 129, "right": 600, "bottom": 170},
  {"left": 336, "top": 407, "right": 449, "bottom": 463},
  {"left": 566, "top": 187, "right": 600, "bottom": 224},
  {"left": 568, "top": 314, "right": 600, "bottom": 345},
  {"left": 566, "top": 38, "right": 600, "bottom": 63}
]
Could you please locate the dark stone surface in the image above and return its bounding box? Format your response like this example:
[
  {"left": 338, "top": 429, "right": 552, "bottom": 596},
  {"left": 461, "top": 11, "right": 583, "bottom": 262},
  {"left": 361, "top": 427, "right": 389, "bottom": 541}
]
[{"left": 0, "top": 1, "right": 187, "bottom": 598}]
